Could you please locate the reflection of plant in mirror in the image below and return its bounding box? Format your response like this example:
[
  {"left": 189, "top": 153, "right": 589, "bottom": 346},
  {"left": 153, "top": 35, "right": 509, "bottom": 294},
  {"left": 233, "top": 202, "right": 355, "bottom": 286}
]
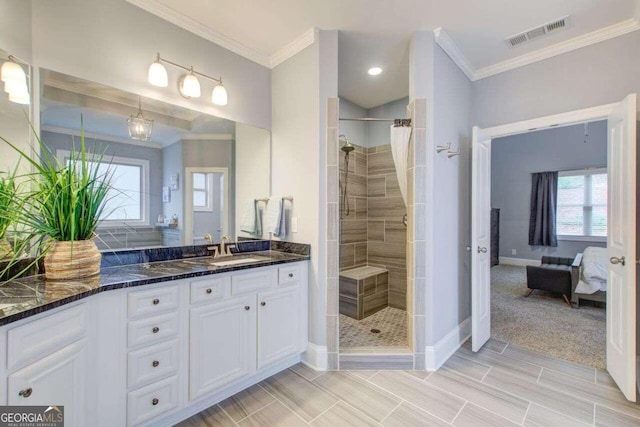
[
  {"left": 1, "top": 117, "right": 116, "bottom": 280},
  {"left": 0, "top": 170, "right": 19, "bottom": 259}
]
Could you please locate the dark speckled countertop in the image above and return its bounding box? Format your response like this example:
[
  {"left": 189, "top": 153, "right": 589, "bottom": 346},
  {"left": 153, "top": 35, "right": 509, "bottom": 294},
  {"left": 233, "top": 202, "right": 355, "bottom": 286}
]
[{"left": 0, "top": 241, "right": 310, "bottom": 326}]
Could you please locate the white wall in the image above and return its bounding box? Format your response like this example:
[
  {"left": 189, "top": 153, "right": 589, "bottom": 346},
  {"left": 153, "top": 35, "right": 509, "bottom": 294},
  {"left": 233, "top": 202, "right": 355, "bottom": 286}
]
[
  {"left": 29, "top": 0, "right": 271, "bottom": 130},
  {"left": 271, "top": 30, "right": 338, "bottom": 349},
  {"left": 472, "top": 31, "right": 640, "bottom": 128},
  {"left": 0, "top": 0, "right": 31, "bottom": 61},
  {"left": 367, "top": 97, "right": 410, "bottom": 147},
  {"left": 235, "top": 123, "right": 271, "bottom": 239}
]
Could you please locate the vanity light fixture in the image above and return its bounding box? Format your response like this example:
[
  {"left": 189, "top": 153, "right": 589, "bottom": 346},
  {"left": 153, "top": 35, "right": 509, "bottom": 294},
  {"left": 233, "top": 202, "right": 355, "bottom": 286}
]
[
  {"left": 127, "top": 96, "right": 154, "bottom": 141},
  {"left": 147, "top": 53, "right": 228, "bottom": 106},
  {"left": 1, "top": 55, "right": 30, "bottom": 105}
]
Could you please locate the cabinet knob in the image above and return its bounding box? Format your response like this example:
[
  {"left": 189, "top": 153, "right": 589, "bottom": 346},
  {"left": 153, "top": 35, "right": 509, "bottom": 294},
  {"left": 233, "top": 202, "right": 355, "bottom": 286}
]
[
  {"left": 18, "top": 387, "right": 32, "bottom": 398},
  {"left": 206, "top": 288, "right": 212, "bottom": 294},
  {"left": 152, "top": 327, "right": 160, "bottom": 334},
  {"left": 260, "top": 301, "right": 266, "bottom": 307},
  {"left": 152, "top": 398, "right": 159, "bottom": 406},
  {"left": 244, "top": 305, "right": 250, "bottom": 311},
  {"left": 152, "top": 360, "right": 160, "bottom": 368},
  {"left": 288, "top": 273, "right": 294, "bottom": 278},
  {"left": 152, "top": 298, "right": 160, "bottom": 305}
]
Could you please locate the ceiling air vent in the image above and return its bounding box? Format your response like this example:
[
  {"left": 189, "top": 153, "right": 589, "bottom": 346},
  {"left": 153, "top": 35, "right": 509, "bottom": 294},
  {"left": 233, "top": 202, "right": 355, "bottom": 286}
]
[{"left": 505, "top": 15, "right": 570, "bottom": 48}]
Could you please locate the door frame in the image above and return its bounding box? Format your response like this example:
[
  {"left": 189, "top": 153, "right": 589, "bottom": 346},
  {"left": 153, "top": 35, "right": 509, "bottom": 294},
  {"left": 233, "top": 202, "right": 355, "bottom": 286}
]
[{"left": 184, "top": 167, "right": 230, "bottom": 245}]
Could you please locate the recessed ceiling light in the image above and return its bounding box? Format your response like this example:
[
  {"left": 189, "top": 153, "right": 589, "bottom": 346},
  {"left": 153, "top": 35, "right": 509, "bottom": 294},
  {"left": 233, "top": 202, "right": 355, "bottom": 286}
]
[{"left": 368, "top": 67, "right": 382, "bottom": 76}]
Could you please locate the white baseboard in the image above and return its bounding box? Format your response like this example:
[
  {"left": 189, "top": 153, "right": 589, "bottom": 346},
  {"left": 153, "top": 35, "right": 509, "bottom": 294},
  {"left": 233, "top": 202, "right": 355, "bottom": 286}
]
[
  {"left": 499, "top": 257, "right": 539, "bottom": 267},
  {"left": 303, "top": 343, "right": 327, "bottom": 371},
  {"left": 425, "top": 317, "right": 471, "bottom": 371}
]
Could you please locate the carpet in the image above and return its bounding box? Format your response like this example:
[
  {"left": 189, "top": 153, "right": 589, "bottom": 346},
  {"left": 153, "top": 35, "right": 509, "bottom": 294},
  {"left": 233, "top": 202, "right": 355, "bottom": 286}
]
[{"left": 491, "top": 264, "right": 606, "bottom": 369}]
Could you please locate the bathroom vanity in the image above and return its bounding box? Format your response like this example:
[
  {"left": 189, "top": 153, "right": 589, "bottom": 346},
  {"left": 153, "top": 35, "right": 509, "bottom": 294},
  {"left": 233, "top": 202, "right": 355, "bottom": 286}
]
[{"left": 0, "top": 245, "right": 309, "bottom": 426}]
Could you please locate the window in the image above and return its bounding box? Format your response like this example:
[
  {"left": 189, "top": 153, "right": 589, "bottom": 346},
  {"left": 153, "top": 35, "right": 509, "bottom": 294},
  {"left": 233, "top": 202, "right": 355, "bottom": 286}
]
[
  {"left": 556, "top": 168, "right": 607, "bottom": 240},
  {"left": 57, "top": 150, "right": 150, "bottom": 225},
  {"left": 192, "top": 172, "right": 211, "bottom": 211}
]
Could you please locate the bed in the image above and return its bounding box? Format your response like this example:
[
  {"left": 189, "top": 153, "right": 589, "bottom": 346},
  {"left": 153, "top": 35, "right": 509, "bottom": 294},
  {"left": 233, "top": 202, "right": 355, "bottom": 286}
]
[{"left": 571, "top": 246, "right": 607, "bottom": 307}]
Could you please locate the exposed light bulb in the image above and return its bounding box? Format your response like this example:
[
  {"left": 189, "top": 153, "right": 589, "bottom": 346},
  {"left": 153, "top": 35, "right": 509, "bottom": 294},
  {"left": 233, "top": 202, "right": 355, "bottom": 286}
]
[
  {"left": 180, "top": 71, "right": 201, "bottom": 98},
  {"left": 148, "top": 59, "right": 168, "bottom": 87},
  {"left": 368, "top": 67, "right": 383, "bottom": 76},
  {"left": 212, "top": 83, "right": 228, "bottom": 106}
]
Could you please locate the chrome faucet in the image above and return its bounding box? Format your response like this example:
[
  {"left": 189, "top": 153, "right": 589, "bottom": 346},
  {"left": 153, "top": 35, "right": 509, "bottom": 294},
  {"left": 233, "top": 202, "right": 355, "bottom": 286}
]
[{"left": 219, "top": 235, "right": 235, "bottom": 257}]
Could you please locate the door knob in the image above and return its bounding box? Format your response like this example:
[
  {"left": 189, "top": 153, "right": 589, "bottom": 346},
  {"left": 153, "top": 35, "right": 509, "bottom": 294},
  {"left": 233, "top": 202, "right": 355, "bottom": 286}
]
[
  {"left": 18, "top": 388, "right": 32, "bottom": 398},
  {"left": 477, "top": 246, "right": 487, "bottom": 253},
  {"left": 244, "top": 306, "right": 250, "bottom": 311},
  {"left": 610, "top": 256, "right": 626, "bottom": 266}
]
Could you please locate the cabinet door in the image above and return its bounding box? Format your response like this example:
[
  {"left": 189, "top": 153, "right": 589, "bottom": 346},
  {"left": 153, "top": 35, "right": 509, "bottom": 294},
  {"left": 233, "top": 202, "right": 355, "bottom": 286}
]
[
  {"left": 257, "top": 286, "right": 301, "bottom": 369},
  {"left": 189, "top": 295, "right": 256, "bottom": 400},
  {"left": 8, "top": 339, "right": 87, "bottom": 427}
]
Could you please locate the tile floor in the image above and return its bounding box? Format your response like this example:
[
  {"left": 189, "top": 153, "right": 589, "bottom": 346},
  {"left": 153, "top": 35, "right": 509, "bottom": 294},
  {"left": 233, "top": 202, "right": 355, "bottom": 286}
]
[
  {"left": 176, "top": 338, "right": 640, "bottom": 426},
  {"left": 339, "top": 306, "right": 408, "bottom": 348}
]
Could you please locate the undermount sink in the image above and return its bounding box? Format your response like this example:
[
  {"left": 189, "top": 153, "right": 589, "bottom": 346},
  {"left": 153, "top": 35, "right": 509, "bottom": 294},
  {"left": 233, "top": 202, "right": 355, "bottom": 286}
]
[{"left": 209, "top": 257, "right": 268, "bottom": 267}]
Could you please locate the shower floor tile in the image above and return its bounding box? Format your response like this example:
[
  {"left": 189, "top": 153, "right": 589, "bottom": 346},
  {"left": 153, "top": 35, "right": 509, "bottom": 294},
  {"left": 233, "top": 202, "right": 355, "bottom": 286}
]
[{"left": 340, "top": 306, "right": 408, "bottom": 348}]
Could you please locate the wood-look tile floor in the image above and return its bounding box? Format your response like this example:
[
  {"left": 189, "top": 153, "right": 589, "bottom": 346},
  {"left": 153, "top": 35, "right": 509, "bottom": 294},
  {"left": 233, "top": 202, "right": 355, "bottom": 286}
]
[{"left": 175, "top": 339, "right": 640, "bottom": 426}]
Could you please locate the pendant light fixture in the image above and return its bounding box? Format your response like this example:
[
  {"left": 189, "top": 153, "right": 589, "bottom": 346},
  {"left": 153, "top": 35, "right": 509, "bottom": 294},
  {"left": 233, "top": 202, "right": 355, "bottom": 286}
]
[
  {"left": 127, "top": 96, "right": 154, "bottom": 141},
  {"left": 147, "top": 53, "right": 228, "bottom": 106},
  {"left": 1, "top": 55, "right": 30, "bottom": 105}
]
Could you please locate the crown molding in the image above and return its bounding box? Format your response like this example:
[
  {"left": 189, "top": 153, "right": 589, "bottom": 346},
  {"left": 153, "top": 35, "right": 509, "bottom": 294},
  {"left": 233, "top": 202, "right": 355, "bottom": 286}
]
[
  {"left": 41, "top": 125, "right": 164, "bottom": 149},
  {"left": 179, "top": 133, "right": 233, "bottom": 141},
  {"left": 435, "top": 18, "right": 640, "bottom": 81},
  {"left": 433, "top": 28, "right": 475, "bottom": 81},
  {"left": 126, "top": 0, "right": 271, "bottom": 67},
  {"left": 269, "top": 28, "right": 318, "bottom": 68}
]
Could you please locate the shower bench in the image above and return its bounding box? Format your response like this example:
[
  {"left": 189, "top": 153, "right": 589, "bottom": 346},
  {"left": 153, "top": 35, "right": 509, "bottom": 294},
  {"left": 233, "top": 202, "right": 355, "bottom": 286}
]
[{"left": 339, "top": 265, "right": 389, "bottom": 320}]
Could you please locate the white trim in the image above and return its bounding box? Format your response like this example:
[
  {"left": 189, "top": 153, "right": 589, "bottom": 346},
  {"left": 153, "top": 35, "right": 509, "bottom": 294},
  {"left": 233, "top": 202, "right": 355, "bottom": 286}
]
[
  {"left": 434, "top": 19, "right": 640, "bottom": 81},
  {"left": 42, "top": 125, "right": 163, "bottom": 149},
  {"left": 425, "top": 317, "right": 471, "bottom": 371},
  {"left": 179, "top": 133, "right": 234, "bottom": 141},
  {"left": 477, "top": 103, "right": 616, "bottom": 140},
  {"left": 125, "top": 0, "right": 271, "bottom": 67},
  {"left": 270, "top": 28, "right": 317, "bottom": 69},
  {"left": 184, "top": 167, "right": 230, "bottom": 244},
  {"left": 302, "top": 343, "right": 327, "bottom": 371},
  {"left": 557, "top": 235, "right": 607, "bottom": 243},
  {"left": 433, "top": 28, "right": 475, "bottom": 81},
  {"left": 498, "top": 257, "right": 540, "bottom": 267}
]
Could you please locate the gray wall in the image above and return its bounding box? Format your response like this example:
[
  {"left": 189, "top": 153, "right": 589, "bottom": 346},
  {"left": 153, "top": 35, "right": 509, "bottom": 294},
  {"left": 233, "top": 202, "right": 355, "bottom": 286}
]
[
  {"left": 42, "top": 130, "right": 163, "bottom": 224},
  {"left": 0, "top": 0, "right": 31, "bottom": 62},
  {"left": 30, "top": 0, "right": 271, "bottom": 130},
  {"left": 492, "top": 121, "right": 608, "bottom": 261},
  {"left": 162, "top": 141, "right": 183, "bottom": 236},
  {"left": 472, "top": 31, "right": 640, "bottom": 128},
  {"left": 367, "top": 97, "right": 409, "bottom": 147},
  {"left": 338, "top": 99, "right": 367, "bottom": 148},
  {"left": 431, "top": 45, "right": 472, "bottom": 344}
]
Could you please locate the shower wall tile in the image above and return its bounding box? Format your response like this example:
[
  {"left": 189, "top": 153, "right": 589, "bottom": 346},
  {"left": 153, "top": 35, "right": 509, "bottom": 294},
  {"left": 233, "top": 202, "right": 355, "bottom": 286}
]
[
  {"left": 339, "top": 295, "right": 358, "bottom": 319},
  {"left": 362, "top": 276, "right": 376, "bottom": 296},
  {"left": 413, "top": 98, "right": 426, "bottom": 129},
  {"left": 327, "top": 315, "right": 338, "bottom": 353},
  {"left": 340, "top": 220, "right": 367, "bottom": 244},
  {"left": 367, "top": 197, "right": 405, "bottom": 219},
  {"left": 328, "top": 98, "right": 339, "bottom": 128},
  {"left": 406, "top": 278, "right": 414, "bottom": 316},
  {"left": 414, "top": 128, "right": 426, "bottom": 167},
  {"left": 413, "top": 278, "right": 425, "bottom": 316},
  {"left": 414, "top": 166, "right": 427, "bottom": 204},
  {"left": 363, "top": 290, "right": 388, "bottom": 318},
  {"left": 340, "top": 152, "right": 356, "bottom": 173},
  {"left": 385, "top": 173, "right": 400, "bottom": 195},
  {"left": 368, "top": 221, "right": 385, "bottom": 242},
  {"left": 340, "top": 277, "right": 358, "bottom": 298},
  {"left": 327, "top": 278, "right": 339, "bottom": 316},
  {"left": 355, "top": 243, "right": 367, "bottom": 266},
  {"left": 376, "top": 272, "right": 389, "bottom": 293},
  {"left": 384, "top": 221, "right": 406, "bottom": 244},
  {"left": 388, "top": 289, "right": 406, "bottom": 310},
  {"left": 355, "top": 145, "right": 365, "bottom": 154},
  {"left": 327, "top": 203, "right": 338, "bottom": 241},
  {"left": 355, "top": 152, "right": 367, "bottom": 176},
  {"left": 327, "top": 165, "right": 338, "bottom": 203},
  {"left": 368, "top": 242, "right": 406, "bottom": 269},
  {"left": 354, "top": 198, "right": 368, "bottom": 219},
  {"left": 348, "top": 174, "right": 367, "bottom": 198},
  {"left": 339, "top": 243, "right": 355, "bottom": 270},
  {"left": 374, "top": 145, "right": 391, "bottom": 153},
  {"left": 367, "top": 176, "right": 386, "bottom": 197},
  {"left": 414, "top": 204, "right": 426, "bottom": 241},
  {"left": 368, "top": 150, "right": 395, "bottom": 175},
  {"left": 407, "top": 167, "right": 414, "bottom": 206},
  {"left": 327, "top": 129, "right": 338, "bottom": 167}
]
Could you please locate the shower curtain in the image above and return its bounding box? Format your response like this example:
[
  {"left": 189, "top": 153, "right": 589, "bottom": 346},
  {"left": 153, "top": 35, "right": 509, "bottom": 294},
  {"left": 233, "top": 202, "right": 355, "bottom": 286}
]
[{"left": 390, "top": 125, "right": 412, "bottom": 207}]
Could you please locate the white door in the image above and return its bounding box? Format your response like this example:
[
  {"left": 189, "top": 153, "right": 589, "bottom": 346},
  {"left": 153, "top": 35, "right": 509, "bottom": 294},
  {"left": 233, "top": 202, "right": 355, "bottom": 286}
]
[
  {"left": 8, "top": 340, "right": 88, "bottom": 427},
  {"left": 189, "top": 295, "right": 256, "bottom": 400},
  {"left": 606, "top": 94, "right": 637, "bottom": 401},
  {"left": 471, "top": 126, "right": 492, "bottom": 352},
  {"left": 257, "top": 286, "right": 300, "bottom": 369}
]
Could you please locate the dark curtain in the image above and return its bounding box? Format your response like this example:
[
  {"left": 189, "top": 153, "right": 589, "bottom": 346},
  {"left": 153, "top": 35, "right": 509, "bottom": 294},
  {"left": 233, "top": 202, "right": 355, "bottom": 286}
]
[{"left": 528, "top": 171, "right": 558, "bottom": 247}]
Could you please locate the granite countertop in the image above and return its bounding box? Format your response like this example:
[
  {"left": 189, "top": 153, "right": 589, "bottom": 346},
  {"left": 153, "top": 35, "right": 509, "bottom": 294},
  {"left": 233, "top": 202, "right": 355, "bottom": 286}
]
[{"left": 0, "top": 248, "right": 309, "bottom": 327}]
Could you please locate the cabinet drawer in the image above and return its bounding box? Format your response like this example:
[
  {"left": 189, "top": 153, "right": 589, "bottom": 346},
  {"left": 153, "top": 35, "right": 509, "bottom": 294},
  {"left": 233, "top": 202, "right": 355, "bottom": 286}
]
[
  {"left": 128, "top": 312, "right": 179, "bottom": 348},
  {"left": 190, "top": 276, "right": 230, "bottom": 305},
  {"left": 127, "top": 285, "right": 179, "bottom": 319},
  {"left": 7, "top": 303, "right": 88, "bottom": 371},
  {"left": 127, "top": 375, "right": 178, "bottom": 426},
  {"left": 278, "top": 265, "right": 301, "bottom": 286},
  {"left": 231, "top": 269, "right": 273, "bottom": 295},
  {"left": 128, "top": 340, "right": 179, "bottom": 389}
]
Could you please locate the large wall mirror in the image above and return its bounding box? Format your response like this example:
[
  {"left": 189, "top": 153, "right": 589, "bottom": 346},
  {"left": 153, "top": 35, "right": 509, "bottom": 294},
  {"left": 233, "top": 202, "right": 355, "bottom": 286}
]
[{"left": 34, "top": 68, "right": 271, "bottom": 251}]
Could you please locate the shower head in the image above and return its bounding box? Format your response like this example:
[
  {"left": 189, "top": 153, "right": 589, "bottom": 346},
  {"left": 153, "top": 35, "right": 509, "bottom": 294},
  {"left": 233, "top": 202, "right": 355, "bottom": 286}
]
[{"left": 339, "top": 134, "right": 355, "bottom": 154}]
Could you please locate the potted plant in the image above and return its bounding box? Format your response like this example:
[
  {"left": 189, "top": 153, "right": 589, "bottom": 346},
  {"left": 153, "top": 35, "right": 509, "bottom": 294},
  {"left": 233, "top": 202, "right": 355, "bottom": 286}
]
[{"left": 1, "top": 122, "right": 114, "bottom": 280}]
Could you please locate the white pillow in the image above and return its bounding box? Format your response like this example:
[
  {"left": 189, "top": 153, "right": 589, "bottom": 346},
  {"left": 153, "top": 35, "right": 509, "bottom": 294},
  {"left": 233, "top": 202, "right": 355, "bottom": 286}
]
[{"left": 582, "top": 246, "right": 608, "bottom": 282}]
